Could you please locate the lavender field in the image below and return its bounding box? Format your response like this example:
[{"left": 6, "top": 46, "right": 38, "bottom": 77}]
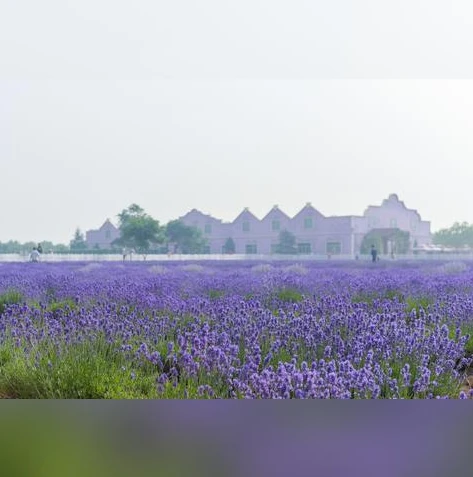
[{"left": 1, "top": 260, "right": 473, "bottom": 399}]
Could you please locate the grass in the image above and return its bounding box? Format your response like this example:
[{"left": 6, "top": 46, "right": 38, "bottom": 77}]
[
  {"left": 0, "top": 289, "right": 23, "bottom": 316},
  {"left": 208, "top": 289, "right": 225, "bottom": 300},
  {"left": 405, "top": 296, "right": 434, "bottom": 316},
  {"left": 0, "top": 334, "right": 158, "bottom": 399},
  {"left": 276, "top": 288, "right": 303, "bottom": 303}
]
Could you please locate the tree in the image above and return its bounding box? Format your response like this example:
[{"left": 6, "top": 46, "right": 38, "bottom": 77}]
[
  {"left": 54, "top": 244, "right": 69, "bottom": 253},
  {"left": 0, "top": 240, "right": 69, "bottom": 254},
  {"left": 70, "top": 228, "right": 88, "bottom": 251},
  {"left": 114, "top": 204, "right": 164, "bottom": 258},
  {"left": 433, "top": 222, "right": 473, "bottom": 248},
  {"left": 223, "top": 237, "right": 236, "bottom": 254},
  {"left": 165, "top": 220, "right": 207, "bottom": 254},
  {"left": 275, "top": 229, "right": 297, "bottom": 254}
]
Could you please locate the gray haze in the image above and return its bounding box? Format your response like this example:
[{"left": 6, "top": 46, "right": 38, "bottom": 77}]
[{"left": 2, "top": 1, "right": 473, "bottom": 243}]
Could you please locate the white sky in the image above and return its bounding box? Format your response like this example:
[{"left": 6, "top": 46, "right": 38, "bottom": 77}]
[{"left": 2, "top": 1, "right": 473, "bottom": 243}]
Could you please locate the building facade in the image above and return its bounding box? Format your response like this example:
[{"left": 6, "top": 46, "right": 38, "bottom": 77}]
[
  {"left": 85, "top": 219, "right": 120, "bottom": 249},
  {"left": 179, "top": 194, "right": 432, "bottom": 256}
]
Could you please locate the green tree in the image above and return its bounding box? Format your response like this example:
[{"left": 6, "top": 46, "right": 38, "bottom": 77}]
[
  {"left": 393, "top": 230, "right": 410, "bottom": 254},
  {"left": 0, "top": 240, "right": 69, "bottom": 254},
  {"left": 433, "top": 222, "right": 473, "bottom": 248},
  {"left": 223, "top": 237, "right": 236, "bottom": 254},
  {"left": 0, "top": 241, "right": 22, "bottom": 253},
  {"left": 165, "top": 220, "right": 207, "bottom": 254},
  {"left": 54, "top": 244, "right": 69, "bottom": 253},
  {"left": 275, "top": 229, "right": 297, "bottom": 254},
  {"left": 114, "top": 204, "right": 164, "bottom": 258},
  {"left": 70, "top": 228, "right": 88, "bottom": 251}
]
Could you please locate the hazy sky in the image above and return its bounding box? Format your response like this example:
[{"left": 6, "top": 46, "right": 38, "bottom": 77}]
[{"left": 2, "top": 1, "right": 473, "bottom": 243}]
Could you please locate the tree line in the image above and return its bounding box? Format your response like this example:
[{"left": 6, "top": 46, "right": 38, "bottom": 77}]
[{"left": 432, "top": 222, "right": 473, "bottom": 248}]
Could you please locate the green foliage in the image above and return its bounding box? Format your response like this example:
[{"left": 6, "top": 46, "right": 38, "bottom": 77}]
[
  {"left": 114, "top": 204, "right": 164, "bottom": 256},
  {"left": 53, "top": 244, "right": 70, "bottom": 253},
  {"left": 208, "top": 290, "right": 225, "bottom": 300},
  {"left": 70, "top": 228, "right": 88, "bottom": 251},
  {"left": 360, "top": 229, "right": 410, "bottom": 255},
  {"left": 47, "top": 298, "right": 78, "bottom": 315},
  {"left": 393, "top": 230, "right": 410, "bottom": 254},
  {"left": 222, "top": 237, "right": 236, "bottom": 254},
  {"left": 0, "top": 290, "right": 23, "bottom": 316},
  {"left": 274, "top": 229, "right": 297, "bottom": 254},
  {"left": 165, "top": 220, "right": 207, "bottom": 254},
  {"left": 276, "top": 288, "right": 303, "bottom": 303},
  {"left": 433, "top": 222, "right": 473, "bottom": 248},
  {"left": 405, "top": 296, "right": 433, "bottom": 316},
  {"left": 0, "top": 335, "right": 157, "bottom": 399},
  {"left": 0, "top": 240, "right": 68, "bottom": 254}
]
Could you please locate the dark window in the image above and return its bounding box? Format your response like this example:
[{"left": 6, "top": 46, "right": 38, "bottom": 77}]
[
  {"left": 326, "top": 242, "right": 341, "bottom": 254},
  {"left": 245, "top": 244, "right": 257, "bottom": 254},
  {"left": 297, "top": 243, "right": 311, "bottom": 254}
]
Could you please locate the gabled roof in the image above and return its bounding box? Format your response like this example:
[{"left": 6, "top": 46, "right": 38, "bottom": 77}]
[
  {"left": 261, "top": 205, "right": 291, "bottom": 222},
  {"left": 292, "top": 202, "right": 325, "bottom": 220},
  {"left": 99, "top": 219, "right": 118, "bottom": 231},
  {"left": 179, "top": 209, "right": 222, "bottom": 224},
  {"left": 232, "top": 207, "right": 260, "bottom": 223}
]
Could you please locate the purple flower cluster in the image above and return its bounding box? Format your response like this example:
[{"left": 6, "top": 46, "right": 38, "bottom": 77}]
[{"left": 0, "top": 260, "right": 472, "bottom": 398}]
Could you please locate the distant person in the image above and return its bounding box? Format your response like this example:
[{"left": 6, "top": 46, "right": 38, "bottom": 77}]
[
  {"left": 37, "top": 243, "right": 43, "bottom": 254},
  {"left": 371, "top": 245, "right": 377, "bottom": 263},
  {"left": 30, "top": 247, "right": 40, "bottom": 263}
]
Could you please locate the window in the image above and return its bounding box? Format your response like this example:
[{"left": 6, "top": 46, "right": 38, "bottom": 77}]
[
  {"left": 105, "top": 230, "right": 111, "bottom": 239},
  {"left": 326, "top": 242, "right": 341, "bottom": 254},
  {"left": 271, "top": 220, "right": 280, "bottom": 231},
  {"left": 245, "top": 244, "right": 257, "bottom": 254},
  {"left": 304, "top": 217, "right": 313, "bottom": 229},
  {"left": 297, "top": 243, "right": 312, "bottom": 254},
  {"left": 204, "top": 224, "right": 212, "bottom": 234},
  {"left": 390, "top": 219, "right": 397, "bottom": 228},
  {"left": 410, "top": 220, "right": 417, "bottom": 232},
  {"left": 242, "top": 221, "right": 250, "bottom": 232}
]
